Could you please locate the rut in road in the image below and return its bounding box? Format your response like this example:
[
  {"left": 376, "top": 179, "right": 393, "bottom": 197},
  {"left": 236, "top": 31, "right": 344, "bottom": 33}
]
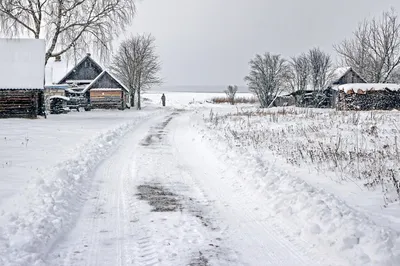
[{"left": 45, "top": 111, "right": 344, "bottom": 266}]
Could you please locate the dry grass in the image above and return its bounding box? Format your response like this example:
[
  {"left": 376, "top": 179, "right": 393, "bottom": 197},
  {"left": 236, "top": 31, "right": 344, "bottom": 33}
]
[
  {"left": 206, "top": 107, "right": 400, "bottom": 206},
  {"left": 210, "top": 96, "right": 258, "bottom": 104}
]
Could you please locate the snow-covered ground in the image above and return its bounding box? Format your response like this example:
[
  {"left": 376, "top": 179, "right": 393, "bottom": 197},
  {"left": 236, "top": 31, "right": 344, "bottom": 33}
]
[
  {"left": 0, "top": 92, "right": 399, "bottom": 265},
  {"left": 145, "top": 91, "right": 253, "bottom": 109}
]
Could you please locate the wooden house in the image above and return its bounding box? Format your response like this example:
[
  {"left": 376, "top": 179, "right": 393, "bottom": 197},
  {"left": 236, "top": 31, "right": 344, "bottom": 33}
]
[
  {"left": 58, "top": 53, "right": 103, "bottom": 86},
  {"left": 0, "top": 38, "right": 46, "bottom": 118},
  {"left": 280, "top": 67, "right": 367, "bottom": 109},
  {"left": 329, "top": 67, "right": 366, "bottom": 86},
  {"left": 57, "top": 54, "right": 129, "bottom": 110},
  {"left": 84, "top": 71, "right": 129, "bottom": 109}
]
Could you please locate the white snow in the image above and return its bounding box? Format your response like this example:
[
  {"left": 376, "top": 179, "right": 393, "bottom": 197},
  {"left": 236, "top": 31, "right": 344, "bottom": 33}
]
[
  {"left": 338, "top": 83, "right": 400, "bottom": 93},
  {"left": 1, "top": 93, "right": 400, "bottom": 266},
  {"left": 0, "top": 38, "right": 45, "bottom": 89},
  {"left": 47, "top": 95, "right": 70, "bottom": 101},
  {"left": 0, "top": 109, "right": 162, "bottom": 265},
  {"left": 90, "top": 88, "right": 122, "bottom": 91},
  {"left": 202, "top": 105, "right": 400, "bottom": 266},
  {"left": 144, "top": 91, "right": 253, "bottom": 109},
  {"left": 45, "top": 59, "right": 70, "bottom": 85},
  {"left": 331, "top": 67, "right": 351, "bottom": 83}
]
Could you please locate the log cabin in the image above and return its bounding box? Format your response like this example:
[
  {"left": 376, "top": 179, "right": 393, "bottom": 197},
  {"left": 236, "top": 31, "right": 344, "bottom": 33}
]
[
  {"left": 0, "top": 38, "right": 46, "bottom": 118},
  {"left": 56, "top": 54, "right": 129, "bottom": 110},
  {"left": 84, "top": 71, "right": 129, "bottom": 109}
]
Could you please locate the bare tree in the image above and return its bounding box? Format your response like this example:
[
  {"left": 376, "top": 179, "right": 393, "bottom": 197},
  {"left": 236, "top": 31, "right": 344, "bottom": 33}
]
[
  {"left": 308, "top": 48, "right": 332, "bottom": 90},
  {"left": 224, "top": 85, "right": 238, "bottom": 105},
  {"left": 335, "top": 9, "right": 400, "bottom": 83},
  {"left": 288, "top": 53, "right": 310, "bottom": 92},
  {"left": 244, "top": 53, "right": 290, "bottom": 108},
  {"left": 0, "top": 0, "right": 135, "bottom": 64},
  {"left": 111, "top": 34, "right": 162, "bottom": 110}
]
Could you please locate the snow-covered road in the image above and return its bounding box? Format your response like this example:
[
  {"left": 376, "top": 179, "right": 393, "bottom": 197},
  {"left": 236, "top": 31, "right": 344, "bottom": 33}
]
[{"left": 44, "top": 110, "right": 345, "bottom": 266}]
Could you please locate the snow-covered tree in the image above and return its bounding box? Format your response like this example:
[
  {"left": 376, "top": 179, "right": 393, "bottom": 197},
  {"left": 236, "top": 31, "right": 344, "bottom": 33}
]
[
  {"left": 224, "top": 85, "right": 238, "bottom": 105},
  {"left": 244, "top": 53, "right": 290, "bottom": 108},
  {"left": 0, "top": 0, "right": 135, "bottom": 64},
  {"left": 335, "top": 9, "right": 400, "bottom": 83}
]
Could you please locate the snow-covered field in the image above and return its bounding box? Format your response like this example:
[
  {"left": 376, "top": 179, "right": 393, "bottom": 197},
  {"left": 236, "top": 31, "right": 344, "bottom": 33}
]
[
  {"left": 203, "top": 106, "right": 400, "bottom": 265},
  {"left": 145, "top": 91, "right": 253, "bottom": 109},
  {"left": 0, "top": 92, "right": 399, "bottom": 266}
]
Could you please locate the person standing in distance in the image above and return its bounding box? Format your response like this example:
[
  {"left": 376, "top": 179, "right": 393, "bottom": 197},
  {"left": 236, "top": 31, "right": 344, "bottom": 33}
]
[{"left": 161, "top": 93, "right": 166, "bottom": 107}]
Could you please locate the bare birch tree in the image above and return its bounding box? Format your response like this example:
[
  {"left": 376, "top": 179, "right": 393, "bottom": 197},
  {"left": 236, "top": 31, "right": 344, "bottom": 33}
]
[
  {"left": 308, "top": 48, "right": 332, "bottom": 90},
  {"left": 288, "top": 53, "right": 310, "bottom": 92},
  {"left": 111, "top": 34, "right": 162, "bottom": 110},
  {"left": 0, "top": 0, "right": 135, "bottom": 64},
  {"left": 244, "top": 53, "right": 290, "bottom": 108},
  {"left": 224, "top": 85, "right": 238, "bottom": 105},
  {"left": 335, "top": 9, "right": 400, "bottom": 83}
]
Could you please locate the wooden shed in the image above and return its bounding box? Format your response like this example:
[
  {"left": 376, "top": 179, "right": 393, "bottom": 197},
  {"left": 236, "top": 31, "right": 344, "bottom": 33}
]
[
  {"left": 84, "top": 70, "right": 129, "bottom": 109},
  {"left": 0, "top": 38, "right": 46, "bottom": 118},
  {"left": 330, "top": 67, "right": 366, "bottom": 86}
]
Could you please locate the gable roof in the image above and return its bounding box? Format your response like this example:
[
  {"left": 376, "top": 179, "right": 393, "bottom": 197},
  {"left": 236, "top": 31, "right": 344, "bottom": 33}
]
[
  {"left": 83, "top": 70, "right": 129, "bottom": 93},
  {"left": 0, "top": 38, "right": 45, "bottom": 90},
  {"left": 57, "top": 54, "right": 103, "bottom": 84},
  {"left": 329, "top": 67, "right": 367, "bottom": 84}
]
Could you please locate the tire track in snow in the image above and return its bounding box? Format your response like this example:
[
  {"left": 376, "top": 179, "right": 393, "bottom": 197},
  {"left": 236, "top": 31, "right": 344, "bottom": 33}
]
[
  {"left": 134, "top": 112, "right": 241, "bottom": 265},
  {"left": 45, "top": 113, "right": 171, "bottom": 266},
  {"left": 169, "top": 113, "right": 344, "bottom": 266}
]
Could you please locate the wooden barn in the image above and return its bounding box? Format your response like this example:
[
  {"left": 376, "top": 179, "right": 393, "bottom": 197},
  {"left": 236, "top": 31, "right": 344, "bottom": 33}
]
[
  {"left": 56, "top": 53, "right": 130, "bottom": 110},
  {"left": 0, "top": 38, "right": 46, "bottom": 118},
  {"left": 58, "top": 53, "right": 103, "bottom": 87},
  {"left": 278, "top": 67, "right": 367, "bottom": 109},
  {"left": 84, "top": 70, "right": 129, "bottom": 109},
  {"left": 336, "top": 83, "right": 400, "bottom": 111},
  {"left": 329, "top": 67, "right": 366, "bottom": 86}
]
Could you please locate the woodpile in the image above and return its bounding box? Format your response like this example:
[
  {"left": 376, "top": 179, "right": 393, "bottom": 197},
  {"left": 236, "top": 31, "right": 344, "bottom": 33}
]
[{"left": 337, "top": 90, "right": 400, "bottom": 110}]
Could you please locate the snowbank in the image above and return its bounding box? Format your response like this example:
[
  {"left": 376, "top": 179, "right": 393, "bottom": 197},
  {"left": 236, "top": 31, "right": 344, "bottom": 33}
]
[
  {"left": 0, "top": 112, "right": 157, "bottom": 265},
  {"left": 198, "top": 110, "right": 400, "bottom": 266}
]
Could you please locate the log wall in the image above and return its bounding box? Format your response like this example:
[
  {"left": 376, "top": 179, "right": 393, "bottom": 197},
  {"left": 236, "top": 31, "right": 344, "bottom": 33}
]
[{"left": 0, "top": 90, "right": 40, "bottom": 118}]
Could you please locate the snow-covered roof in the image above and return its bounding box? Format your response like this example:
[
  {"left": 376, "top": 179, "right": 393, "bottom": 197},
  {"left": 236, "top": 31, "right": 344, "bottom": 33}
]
[
  {"left": 65, "top": 88, "right": 85, "bottom": 94},
  {"left": 331, "top": 67, "right": 351, "bottom": 83},
  {"left": 66, "top": 79, "right": 93, "bottom": 84},
  {"left": 48, "top": 95, "right": 70, "bottom": 101},
  {"left": 90, "top": 88, "right": 122, "bottom": 91},
  {"left": 83, "top": 70, "right": 129, "bottom": 93},
  {"left": 337, "top": 83, "right": 400, "bottom": 93},
  {"left": 0, "top": 38, "right": 45, "bottom": 90},
  {"left": 45, "top": 59, "right": 70, "bottom": 85},
  {"left": 44, "top": 84, "right": 69, "bottom": 89},
  {"left": 328, "top": 67, "right": 366, "bottom": 85}
]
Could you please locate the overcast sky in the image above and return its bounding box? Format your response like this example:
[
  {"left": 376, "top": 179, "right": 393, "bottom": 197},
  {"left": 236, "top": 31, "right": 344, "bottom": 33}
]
[{"left": 125, "top": 0, "right": 400, "bottom": 87}]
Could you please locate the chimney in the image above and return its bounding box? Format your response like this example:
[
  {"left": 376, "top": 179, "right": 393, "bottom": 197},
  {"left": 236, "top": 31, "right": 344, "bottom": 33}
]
[
  {"left": 87, "top": 53, "right": 91, "bottom": 57},
  {"left": 55, "top": 55, "right": 61, "bottom": 62}
]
